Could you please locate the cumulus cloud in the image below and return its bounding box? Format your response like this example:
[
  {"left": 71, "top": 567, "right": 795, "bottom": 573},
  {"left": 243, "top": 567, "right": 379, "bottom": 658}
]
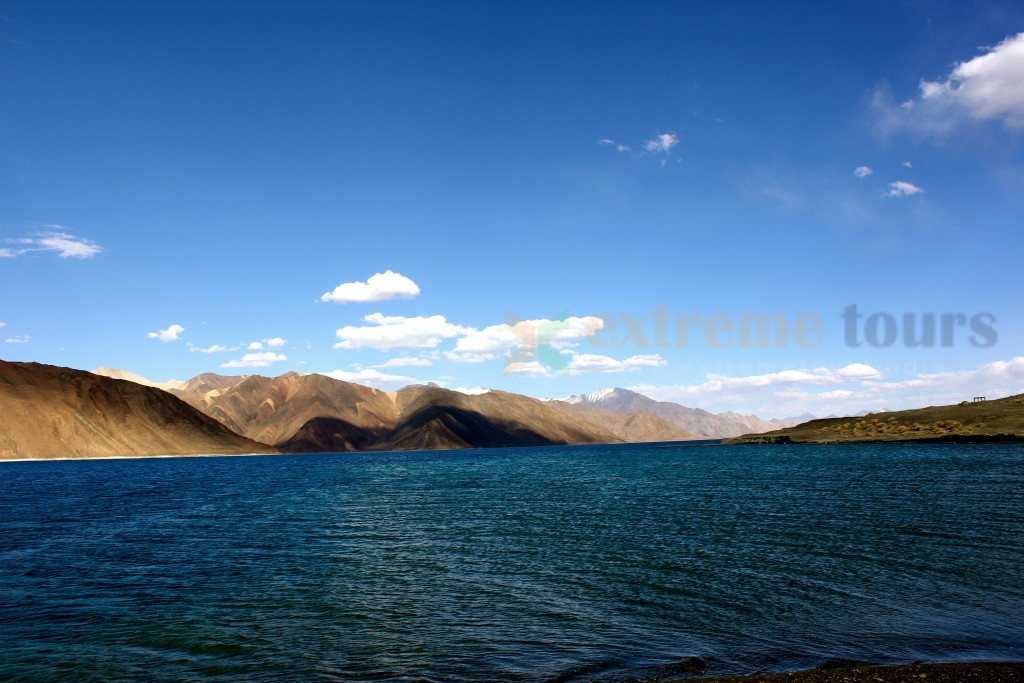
[
  {"left": 504, "top": 361, "right": 552, "bottom": 377},
  {"left": 447, "top": 316, "right": 605, "bottom": 363},
  {"left": 220, "top": 352, "right": 287, "bottom": 368},
  {"left": 334, "top": 313, "right": 469, "bottom": 350},
  {"left": 3, "top": 227, "right": 102, "bottom": 259},
  {"left": 643, "top": 132, "right": 679, "bottom": 154},
  {"left": 885, "top": 180, "right": 925, "bottom": 198},
  {"left": 148, "top": 324, "right": 184, "bottom": 342},
  {"left": 265, "top": 337, "right": 286, "bottom": 348},
  {"left": 564, "top": 353, "right": 667, "bottom": 375},
  {"left": 321, "top": 270, "right": 420, "bottom": 304},
  {"left": 874, "top": 32, "right": 1024, "bottom": 135},
  {"left": 317, "top": 368, "right": 418, "bottom": 390},
  {"left": 854, "top": 166, "right": 873, "bottom": 178},
  {"left": 247, "top": 341, "right": 264, "bottom": 350}
]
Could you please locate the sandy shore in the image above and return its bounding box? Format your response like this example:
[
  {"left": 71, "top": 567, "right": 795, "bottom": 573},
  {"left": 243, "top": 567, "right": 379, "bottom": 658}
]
[{"left": 679, "top": 661, "right": 1024, "bottom": 682}]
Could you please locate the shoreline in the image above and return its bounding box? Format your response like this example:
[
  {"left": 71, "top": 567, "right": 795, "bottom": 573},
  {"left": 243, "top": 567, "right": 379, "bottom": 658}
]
[{"left": 675, "top": 661, "right": 1024, "bottom": 682}]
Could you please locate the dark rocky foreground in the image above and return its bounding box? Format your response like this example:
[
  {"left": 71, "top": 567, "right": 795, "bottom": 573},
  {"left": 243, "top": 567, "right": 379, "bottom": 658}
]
[{"left": 679, "top": 661, "right": 1024, "bottom": 683}]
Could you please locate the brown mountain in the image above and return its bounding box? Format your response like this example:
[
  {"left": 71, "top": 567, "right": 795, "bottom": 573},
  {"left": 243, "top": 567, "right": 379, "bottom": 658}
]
[
  {"left": 725, "top": 393, "right": 1024, "bottom": 444},
  {"left": 175, "top": 373, "right": 623, "bottom": 452},
  {"left": 557, "top": 388, "right": 796, "bottom": 438},
  {"left": 543, "top": 400, "right": 701, "bottom": 442},
  {"left": 0, "top": 360, "right": 275, "bottom": 460}
]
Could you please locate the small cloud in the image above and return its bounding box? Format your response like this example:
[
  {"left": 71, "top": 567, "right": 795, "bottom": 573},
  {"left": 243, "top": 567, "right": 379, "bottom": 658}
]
[
  {"left": 854, "top": 166, "right": 873, "bottom": 178},
  {"left": 374, "top": 356, "right": 433, "bottom": 368},
  {"left": 220, "top": 352, "right": 287, "bottom": 368},
  {"left": 0, "top": 321, "right": 5, "bottom": 328},
  {"left": 3, "top": 227, "right": 103, "bottom": 259},
  {"left": 247, "top": 341, "right": 264, "bottom": 350},
  {"left": 643, "top": 132, "right": 679, "bottom": 154},
  {"left": 902, "top": 161, "right": 913, "bottom": 168},
  {"left": 321, "top": 270, "right": 420, "bottom": 304},
  {"left": 265, "top": 337, "right": 286, "bottom": 348},
  {"left": 598, "top": 138, "right": 630, "bottom": 152},
  {"left": 148, "top": 324, "right": 184, "bottom": 342},
  {"left": 188, "top": 343, "right": 233, "bottom": 353},
  {"left": 885, "top": 180, "right": 925, "bottom": 198},
  {"left": 5, "top": 335, "right": 29, "bottom": 343}
]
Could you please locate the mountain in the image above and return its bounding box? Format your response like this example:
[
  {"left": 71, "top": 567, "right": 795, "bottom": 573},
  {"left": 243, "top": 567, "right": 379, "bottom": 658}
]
[
  {"left": 725, "top": 394, "right": 1024, "bottom": 444},
  {"left": 92, "top": 366, "right": 184, "bottom": 391},
  {"left": 555, "top": 387, "right": 796, "bottom": 438},
  {"left": 173, "top": 373, "right": 624, "bottom": 452},
  {"left": 0, "top": 360, "right": 275, "bottom": 459},
  {"left": 542, "top": 400, "right": 701, "bottom": 442}
]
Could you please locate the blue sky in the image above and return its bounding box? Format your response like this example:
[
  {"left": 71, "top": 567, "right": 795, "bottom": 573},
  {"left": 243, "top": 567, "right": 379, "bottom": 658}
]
[{"left": 2, "top": 0, "right": 1023, "bottom": 417}]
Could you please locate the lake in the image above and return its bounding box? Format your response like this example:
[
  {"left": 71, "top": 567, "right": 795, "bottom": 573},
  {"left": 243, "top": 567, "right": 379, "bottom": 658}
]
[{"left": 1, "top": 442, "right": 1021, "bottom": 681}]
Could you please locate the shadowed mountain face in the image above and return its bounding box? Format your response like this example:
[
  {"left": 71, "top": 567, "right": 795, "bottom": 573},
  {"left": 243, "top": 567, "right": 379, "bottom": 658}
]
[
  {"left": 562, "top": 388, "right": 794, "bottom": 438},
  {"left": 725, "top": 394, "right": 1024, "bottom": 444},
  {"left": 0, "top": 360, "right": 275, "bottom": 459},
  {"left": 177, "top": 375, "right": 624, "bottom": 452},
  {"left": 183, "top": 373, "right": 399, "bottom": 448}
]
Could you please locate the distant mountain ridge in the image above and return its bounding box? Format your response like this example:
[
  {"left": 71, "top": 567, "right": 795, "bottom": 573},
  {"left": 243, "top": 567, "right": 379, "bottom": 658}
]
[{"left": 549, "top": 387, "right": 802, "bottom": 439}]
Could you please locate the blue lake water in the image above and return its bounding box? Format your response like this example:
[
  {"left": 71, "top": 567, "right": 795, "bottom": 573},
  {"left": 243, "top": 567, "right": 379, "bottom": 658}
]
[{"left": 1, "top": 442, "right": 1022, "bottom": 682}]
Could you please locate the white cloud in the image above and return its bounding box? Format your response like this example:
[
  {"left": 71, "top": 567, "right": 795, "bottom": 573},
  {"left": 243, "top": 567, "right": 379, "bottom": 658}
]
[
  {"left": 334, "top": 313, "right": 469, "bottom": 350},
  {"left": 564, "top": 353, "right": 667, "bottom": 375},
  {"left": 628, "top": 357, "right": 1024, "bottom": 418},
  {"left": 321, "top": 270, "right": 420, "bottom": 304},
  {"left": 148, "top": 324, "right": 184, "bottom": 342},
  {"left": 247, "top": 341, "right": 264, "bottom": 350},
  {"left": 853, "top": 166, "right": 873, "bottom": 178},
  {"left": 265, "top": 337, "right": 286, "bottom": 348},
  {"left": 374, "top": 356, "right": 433, "bottom": 368},
  {"left": 0, "top": 322, "right": 5, "bottom": 328},
  {"left": 5, "top": 335, "right": 29, "bottom": 343},
  {"left": 504, "top": 361, "right": 552, "bottom": 377},
  {"left": 902, "top": 161, "right": 913, "bottom": 168},
  {"left": 643, "top": 132, "right": 679, "bottom": 154},
  {"left": 220, "top": 352, "right": 288, "bottom": 368},
  {"left": 188, "top": 343, "right": 232, "bottom": 353},
  {"left": 598, "top": 138, "right": 630, "bottom": 152},
  {"left": 3, "top": 227, "right": 102, "bottom": 259},
  {"left": 919, "top": 32, "right": 1024, "bottom": 127},
  {"left": 317, "top": 368, "right": 418, "bottom": 390},
  {"left": 885, "top": 180, "right": 925, "bottom": 198},
  {"left": 448, "top": 316, "right": 605, "bottom": 363},
  {"left": 874, "top": 33, "right": 1024, "bottom": 135},
  {"left": 836, "top": 363, "right": 884, "bottom": 380}
]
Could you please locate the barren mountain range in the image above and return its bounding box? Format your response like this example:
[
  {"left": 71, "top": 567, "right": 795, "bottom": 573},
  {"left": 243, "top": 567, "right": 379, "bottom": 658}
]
[
  {"left": 547, "top": 387, "right": 803, "bottom": 439},
  {"left": 2, "top": 361, "right": 798, "bottom": 459}
]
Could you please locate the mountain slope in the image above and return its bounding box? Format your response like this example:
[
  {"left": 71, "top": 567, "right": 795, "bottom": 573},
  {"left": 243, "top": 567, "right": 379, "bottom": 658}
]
[
  {"left": 176, "top": 374, "right": 623, "bottom": 452},
  {"left": 725, "top": 394, "right": 1024, "bottom": 444},
  {"left": 559, "top": 388, "right": 793, "bottom": 438},
  {"left": 0, "top": 360, "right": 274, "bottom": 459},
  {"left": 186, "top": 373, "right": 398, "bottom": 447},
  {"left": 543, "top": 400, "right": 701, "bottom": 442}
]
